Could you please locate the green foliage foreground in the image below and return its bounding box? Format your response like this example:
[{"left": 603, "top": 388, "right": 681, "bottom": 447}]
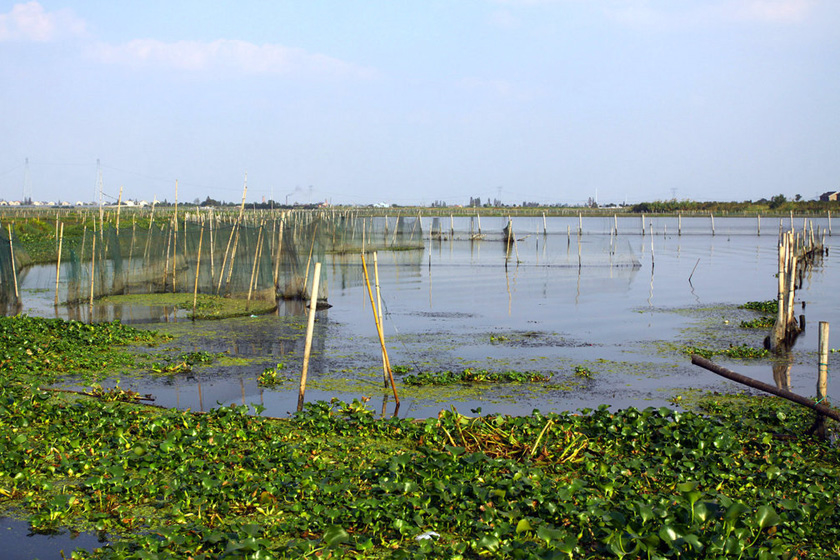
[{"left": 1, "top": 316, "right": 839, "bottom": 559}]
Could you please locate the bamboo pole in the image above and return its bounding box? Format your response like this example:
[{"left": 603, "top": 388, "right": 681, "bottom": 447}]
[
  {"left": 818, "top": 322, "right": 829, "bottom": 404},
  {"left": 297, "top": 261, "right": 322, "bottom": 412},
  {"left": 115, "top": 185, "right": 123, "bottom": 234},
  {"left": 373, "top": 252, "right": 388, "bottom": 387},
  {"left": 54, "top": 223, "right": 63, "bottom": 305},
  {"left": 361, "top": 252, "right": 399, "bottom": 403},
  {"left": 89, "top": 228, "right": 96, "bottom": 311},
  {"left": 273, "top": 217, "right": 285, "bottom": 291},
  {"left": 8, "top": 225, "right": 19, "bottom": 300},
  {"left": 246, "top": 224, "right": 264, "bottom": 308},
  {"left": 192, "top": 219, "right": 205, "bottom": 319},
  {"left": 691, "top": 355, "right": 840, "bottom": 423}
]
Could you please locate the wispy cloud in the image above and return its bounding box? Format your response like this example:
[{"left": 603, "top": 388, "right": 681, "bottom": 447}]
[
  {"left": 603, "top": 0, "right": 818, "bottom": 27},
  {"left": 458, "top": 76, "right": 539, "bottom": 101},
  {"left": 90, "top": 38, "right": 376, "bottom": 79},
  {"left": 490, "top": 0, "right": 819, "bottom": 26},
  {"left": 0, "top": 1, "right": 86, "bottom": 42}
]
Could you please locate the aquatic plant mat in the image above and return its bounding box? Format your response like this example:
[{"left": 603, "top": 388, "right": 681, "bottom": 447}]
[{"left": 1, "top": 317, "right": 839, "bottom": 559}]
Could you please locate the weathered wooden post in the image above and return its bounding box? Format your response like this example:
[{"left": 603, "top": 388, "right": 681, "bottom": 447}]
[{"left": 297, "top": 262, "right": 322, "bottom": 412}]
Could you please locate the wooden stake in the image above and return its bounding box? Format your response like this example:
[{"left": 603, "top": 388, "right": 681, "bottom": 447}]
[
  {"left": 362, "top": 252, "right": 399, "bottom": 403},
  {"left": 373, "top": 252, "right": 388, "bottom": 387},
  {"left": 115, "top": 185, "right": 123, "bottom": 234},
  {"left": 816, "top": 320, "right": 830, "bottom": 394},
  {"left": 297, "top": 261, "right": 322, "bottom": 412},
  {"left": 246, "top": 224, "right": 264, "bottom": 308},
  {"left": 54, "top": 222, "right": 64, "bottom": 305},
  {"left": 192, "top": 220, "right": 205, "bottom": 319},
  {"left": 8, "top": 225, "right": 19, "bottom": 300},
  {"left": 89, "top": 228, "right": 96, "bottom": 311}
]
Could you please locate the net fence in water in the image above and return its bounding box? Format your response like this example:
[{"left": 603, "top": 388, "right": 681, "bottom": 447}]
[
  {"left": 49, "top": 210, "right": 425, "bottom": 306},
  {"left": 0, "top": 226, "right": 32, "bottom": 314}
]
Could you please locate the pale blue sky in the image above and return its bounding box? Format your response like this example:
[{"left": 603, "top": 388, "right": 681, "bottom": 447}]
[{"left": 1, "top": 0, "right": 838, "bottom": 206}]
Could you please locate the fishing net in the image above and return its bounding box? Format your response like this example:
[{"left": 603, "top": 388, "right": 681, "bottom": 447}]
[
  {"left": 0, "top": 226, "right": 32, "bottom": 314},
  {"left": 55, "top": 210, "right": 426, "bottom": 306}
]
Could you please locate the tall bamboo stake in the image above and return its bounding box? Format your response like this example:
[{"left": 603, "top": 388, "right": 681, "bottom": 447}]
[
  {"left": 373, "top": 252, "right": 388, "bottom": 387},
  {"left": 54, "top": 223, "right": 64, "bottom": 305},
  {"left": 362, "top": 253, "right": 399, "bottom": 403},
  {"left": 89, "top": 229, "right": 96, "bottom": 311},
  {"left": 297, "top": 262, "right": 322, "bottom": 412},
  {"left": 817, "top": 322, "right": 829, "bottom": 404},
  {"left": 8, "top": 225, "right": 19, "bottom": 300},
  {"left": 192, "top": 220, "right": 205, "bottom": 319},
  {"left": 115, "top": 186, "right": 123, "bottom": 234},
  {"left": 246, "top": 224, "right": 264, "bottom": 308}
]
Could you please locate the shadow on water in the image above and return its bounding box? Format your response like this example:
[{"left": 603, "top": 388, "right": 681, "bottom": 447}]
[{"left": 0, "top": 517, "right": 106, "bottom": 559}]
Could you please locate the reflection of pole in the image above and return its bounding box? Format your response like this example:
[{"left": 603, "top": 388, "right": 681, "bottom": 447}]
[{"left": 297, "top": 262, "right": 322, "bottom": 412}]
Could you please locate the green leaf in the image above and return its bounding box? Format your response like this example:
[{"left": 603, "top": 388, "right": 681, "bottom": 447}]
[
  {"left": 515, "top": 518, "right": 533, "bottom": 533},
  {"left": 755, "top": 505, "right": 781, "bottom": 529},
  {"left": 323, "top": 525, "right": 350, "bottom": 548},
  {"left": 477, "top": 535, "right": 500, "bottom": 552}
]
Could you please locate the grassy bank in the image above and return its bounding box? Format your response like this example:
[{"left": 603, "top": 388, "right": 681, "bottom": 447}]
[{"left": 1, "top": 315, "right": 839, "bottom": 559}]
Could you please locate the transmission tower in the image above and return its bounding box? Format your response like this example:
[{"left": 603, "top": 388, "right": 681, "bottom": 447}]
[{"left": 22, "top": 157, "right": 32, "bottom": 203}]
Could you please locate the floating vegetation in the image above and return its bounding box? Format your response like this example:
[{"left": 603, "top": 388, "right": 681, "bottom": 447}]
[
  {"left": 258, "top": 362, "right": 288, "bottom": 387},
  {"left": 390, "top": 364, "right": 412, "bottom": 374},
  {"left": 149, "top": 350, "right": 220, "bottom": 374},
  {"left": 573, "top": 365, "right": 594, "bottom": 378},
  {"left": 1, "top": 390, "right": 839, "bottom": 558},
  {"left": 682, "top": 343, "right": 770, "bottom": 360},
  {"left": 403, "top": 368, "right": 551, "bottom": 386},
  {"left": 85, "top": 383, "right": 149, "bottom": 403},
  {"left": 739, "top": 316, "right": 775, "bottom": 329},
  {"left": 739, "top": 300, "right": 778, "bottom": 314},
  {"left": 100, "top": 293, "right": 277, "bottom": 320},
  {"left": 0, "top": 315, "right": 165, "bottom": 383}
]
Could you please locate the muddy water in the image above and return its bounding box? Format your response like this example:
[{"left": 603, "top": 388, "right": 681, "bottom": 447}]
[{"left": 12, "top": 216, "right": 840, "bottom": 419}]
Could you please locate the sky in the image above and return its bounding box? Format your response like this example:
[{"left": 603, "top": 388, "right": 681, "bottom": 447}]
[{"left": 0, "top": 0, "right": 839, "bottom": 207}]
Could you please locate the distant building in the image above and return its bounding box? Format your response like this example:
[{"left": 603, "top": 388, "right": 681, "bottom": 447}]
[{"left": 820, "top": 191, "right": 840, "bottom": 202}]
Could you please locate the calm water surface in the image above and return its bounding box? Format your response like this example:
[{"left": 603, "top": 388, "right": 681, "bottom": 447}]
[{"left": 13, "top": 216, "right": 840, "bottom": 419}]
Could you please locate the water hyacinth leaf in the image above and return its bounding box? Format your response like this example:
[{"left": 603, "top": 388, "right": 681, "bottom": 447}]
[
  {"left": 676, "top": 481, "right": 698, "bottom": 493},
  {"left": 724, "top": 502, "right": 749, "bottom": 522},
  {"left": 537, "top": 526, "right": 567, "bottom": 544},
  {"left": 755, "top": 505, "right": 781, "bottom": 529},
  {"left": 659, "top": 525, "right": 682, "bottom": 545},
  {"left": 683, "top": 533, "right": 703, "bottom": 551},
  {"left": 636, "top": 503, "right": 655, "bottom": 524},
  {"left": 764, "top": 465, "right": 782, "bottom": 480},
  {"left": 515, "top": 518, "right": 533, "bottom": 533},
  {"left": 477, "top": 534, "right": 501, "bottom": 552},
  {"left": 323, "top": 525, "right": 350, "bottom": 547}
]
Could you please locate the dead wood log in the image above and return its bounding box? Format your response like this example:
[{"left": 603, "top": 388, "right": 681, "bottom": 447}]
[{"left": 691, "top": 354, "right": 840, "bottom": 423}]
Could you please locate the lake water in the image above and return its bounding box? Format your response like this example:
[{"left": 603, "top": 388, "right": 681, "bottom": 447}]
[{"left": 12, "top": 215, "right": 840, "bottom": 419}]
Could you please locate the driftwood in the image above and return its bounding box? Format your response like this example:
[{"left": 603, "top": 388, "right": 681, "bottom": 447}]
[{"left": 691, "top": 355, "right": 840, "bottom": 423}]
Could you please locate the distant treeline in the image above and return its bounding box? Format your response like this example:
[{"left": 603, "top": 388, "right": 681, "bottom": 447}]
[{"left": 629, "top": 195, "right": 838, "bottom": 215}]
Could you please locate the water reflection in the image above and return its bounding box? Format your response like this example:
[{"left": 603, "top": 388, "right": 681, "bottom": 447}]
[{"left": 5, "top": 222, "right": 840, "bottom": 416}]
